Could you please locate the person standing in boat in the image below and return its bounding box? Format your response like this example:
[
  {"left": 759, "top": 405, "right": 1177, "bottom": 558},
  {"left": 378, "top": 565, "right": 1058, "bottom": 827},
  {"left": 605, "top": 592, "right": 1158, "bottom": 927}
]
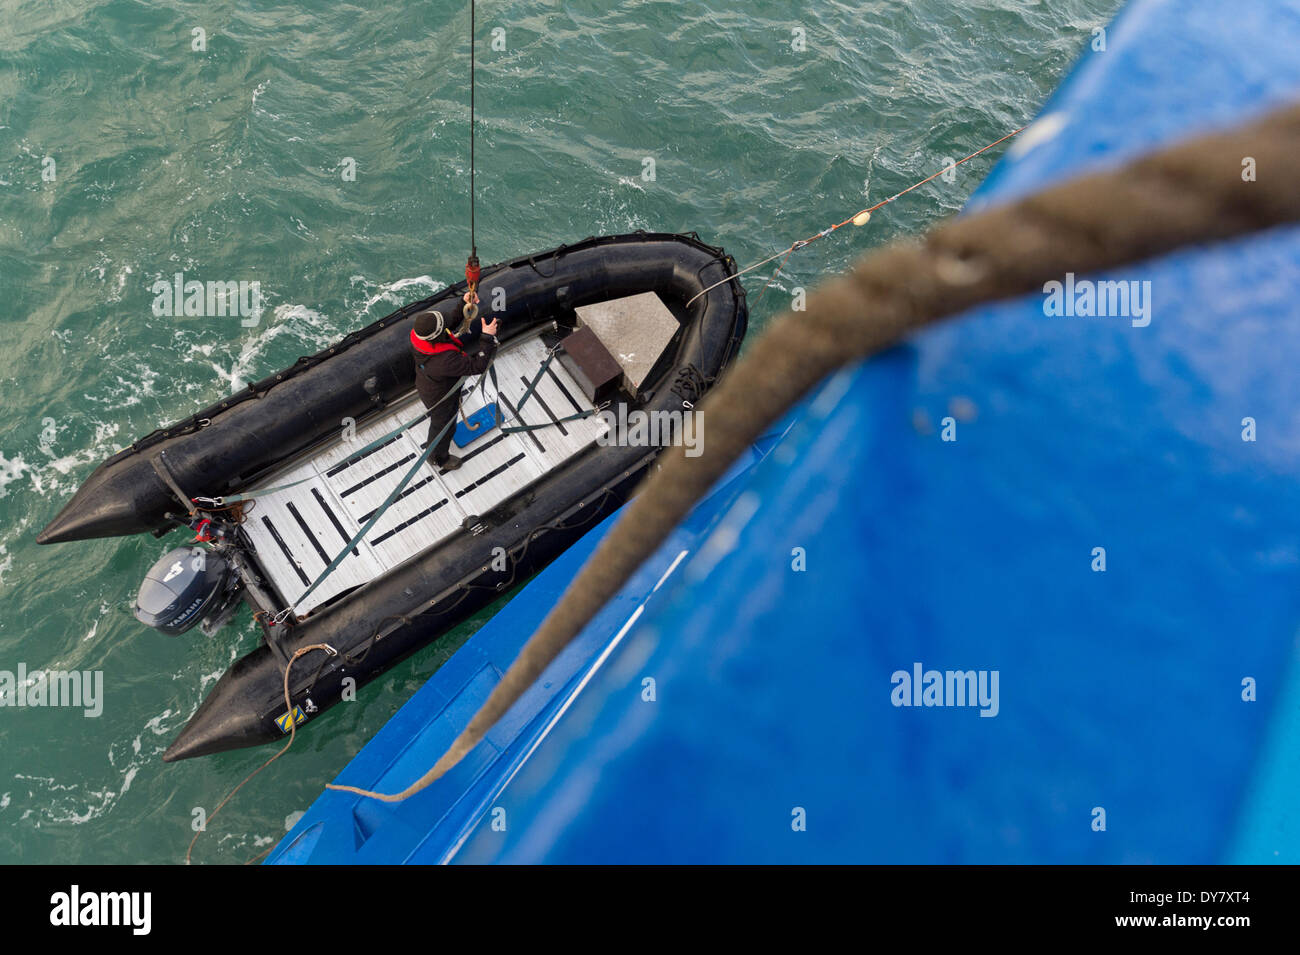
[{"left": 410, "top": 301, "right": 499, "bottom": 473}]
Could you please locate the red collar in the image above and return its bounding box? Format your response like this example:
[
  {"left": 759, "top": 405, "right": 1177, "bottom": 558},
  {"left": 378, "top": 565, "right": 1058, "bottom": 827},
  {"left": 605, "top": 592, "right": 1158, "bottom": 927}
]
[{"left": 411, "top": 328, "right": 463, "bottom": 355}]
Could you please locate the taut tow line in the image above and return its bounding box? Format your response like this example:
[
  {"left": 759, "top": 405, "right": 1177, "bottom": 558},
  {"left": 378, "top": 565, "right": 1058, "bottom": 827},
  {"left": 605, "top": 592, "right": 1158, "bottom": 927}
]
[{"left": 686, "top": 125, "right": 1027, "bottom": 308}]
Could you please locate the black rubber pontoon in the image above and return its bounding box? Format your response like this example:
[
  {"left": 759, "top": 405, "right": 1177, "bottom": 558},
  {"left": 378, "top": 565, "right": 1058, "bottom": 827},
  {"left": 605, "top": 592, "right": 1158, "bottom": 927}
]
[{"left": 37, "top": 232, "right": 747, "bottom": 760}]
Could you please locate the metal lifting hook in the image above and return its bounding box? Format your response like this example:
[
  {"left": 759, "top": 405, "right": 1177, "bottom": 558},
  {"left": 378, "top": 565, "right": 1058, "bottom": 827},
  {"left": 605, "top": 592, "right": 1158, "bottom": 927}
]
[{"left": 464, "top": 255, "right": 481, "bottom": 323}]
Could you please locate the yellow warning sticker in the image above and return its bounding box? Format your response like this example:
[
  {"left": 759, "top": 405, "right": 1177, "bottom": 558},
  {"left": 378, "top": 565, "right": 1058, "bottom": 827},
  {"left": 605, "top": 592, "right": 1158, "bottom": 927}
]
[{"left": 275, "top": 705, "right": 306, "bottom": 733}]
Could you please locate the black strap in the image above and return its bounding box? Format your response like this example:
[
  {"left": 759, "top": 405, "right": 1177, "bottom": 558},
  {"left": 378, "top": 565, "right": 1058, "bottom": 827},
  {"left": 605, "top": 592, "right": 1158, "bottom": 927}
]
[
  {"left": 502, "top": 407, "right": 598, "bottom": 433},
  {"left": 516, "top": 347, "right": 561, "bottom": 413},
  {"left": 152, "top": 451, "right": 196, "bottom": 516}
]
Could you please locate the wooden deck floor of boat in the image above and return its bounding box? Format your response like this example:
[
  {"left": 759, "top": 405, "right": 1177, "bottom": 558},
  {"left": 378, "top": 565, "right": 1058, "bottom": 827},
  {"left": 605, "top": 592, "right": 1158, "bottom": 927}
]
[{"left": 241, "top": 332, "right": 608, "bottom": 614}]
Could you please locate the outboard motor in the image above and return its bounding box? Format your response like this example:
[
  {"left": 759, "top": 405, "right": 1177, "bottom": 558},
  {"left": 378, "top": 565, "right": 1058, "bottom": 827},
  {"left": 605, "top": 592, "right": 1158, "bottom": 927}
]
[{"left": 134, "top": 545, "right": 241, "bottom": 636}]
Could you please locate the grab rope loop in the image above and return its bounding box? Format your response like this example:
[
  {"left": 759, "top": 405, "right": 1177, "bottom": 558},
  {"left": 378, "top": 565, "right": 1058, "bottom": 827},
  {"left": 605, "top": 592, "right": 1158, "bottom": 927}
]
[{"left": 185, "top": 642, "right": 338, "bottom": 865}]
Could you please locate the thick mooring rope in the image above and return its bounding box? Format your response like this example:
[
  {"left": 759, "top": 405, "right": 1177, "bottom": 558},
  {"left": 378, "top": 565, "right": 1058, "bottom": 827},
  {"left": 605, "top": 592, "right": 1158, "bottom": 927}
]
[{"left": 329, "top": 102, "right": 1300, "bottom": 802}]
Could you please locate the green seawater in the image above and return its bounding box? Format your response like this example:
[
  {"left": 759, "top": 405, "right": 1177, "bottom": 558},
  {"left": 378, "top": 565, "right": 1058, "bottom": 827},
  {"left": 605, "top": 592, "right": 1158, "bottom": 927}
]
[{"left": 0, "top": 0, "right": 1120, "bottom": 862}]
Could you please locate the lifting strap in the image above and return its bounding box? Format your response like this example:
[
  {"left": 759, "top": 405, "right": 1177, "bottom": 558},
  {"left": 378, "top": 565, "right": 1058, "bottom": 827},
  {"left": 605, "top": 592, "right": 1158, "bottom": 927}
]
[
  {"left": 151, "top": 450, "right": 197, "bottom": 516},
  {"left": 515, "top": 345, "right": 560, "bottom": 414},
  {"left": 285, "top": 377, "right": 466, "bottom": 616},
  {"left": 501, "top": 407, "right": 600, "bottom": 434},
  {"left": 208, "top": 403, "right": 442, "bottom": 506}
]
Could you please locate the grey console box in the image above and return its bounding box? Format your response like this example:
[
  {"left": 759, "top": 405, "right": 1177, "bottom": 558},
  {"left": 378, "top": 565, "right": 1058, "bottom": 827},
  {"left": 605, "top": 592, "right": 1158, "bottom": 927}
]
[{"left": 574, "top": 292, "right": 679, "bottom": 398}]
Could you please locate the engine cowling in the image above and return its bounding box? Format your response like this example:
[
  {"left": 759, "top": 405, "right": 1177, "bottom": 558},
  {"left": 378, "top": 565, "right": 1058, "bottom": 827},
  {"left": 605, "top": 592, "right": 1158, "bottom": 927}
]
[{"left": 134, "top": 546, "right": 236, "bottom": 635}]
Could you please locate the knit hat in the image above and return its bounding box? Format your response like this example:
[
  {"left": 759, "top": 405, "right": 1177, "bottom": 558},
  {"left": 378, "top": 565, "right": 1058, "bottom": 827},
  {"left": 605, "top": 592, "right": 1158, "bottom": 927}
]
[{"left": 412, "top": 309, "right": 446, "bottom": 340}]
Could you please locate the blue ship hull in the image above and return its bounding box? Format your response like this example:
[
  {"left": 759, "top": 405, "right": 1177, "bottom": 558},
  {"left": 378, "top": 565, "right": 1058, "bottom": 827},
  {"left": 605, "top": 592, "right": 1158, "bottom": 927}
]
[{"left": 273, "top": 0, "right": 1300, "bottom": 863}]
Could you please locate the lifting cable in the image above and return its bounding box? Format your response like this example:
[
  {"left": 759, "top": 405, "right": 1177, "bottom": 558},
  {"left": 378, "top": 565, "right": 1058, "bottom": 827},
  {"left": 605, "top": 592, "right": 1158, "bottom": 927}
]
[{"left": 463, "top": 0, "right": 481, "bottom": 324}]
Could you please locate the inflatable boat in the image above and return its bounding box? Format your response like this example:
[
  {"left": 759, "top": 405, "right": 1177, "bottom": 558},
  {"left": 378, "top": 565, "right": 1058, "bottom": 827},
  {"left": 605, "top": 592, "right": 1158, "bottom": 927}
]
[{"left": 36, "top": 232, "right": 747, "bottom": 760}]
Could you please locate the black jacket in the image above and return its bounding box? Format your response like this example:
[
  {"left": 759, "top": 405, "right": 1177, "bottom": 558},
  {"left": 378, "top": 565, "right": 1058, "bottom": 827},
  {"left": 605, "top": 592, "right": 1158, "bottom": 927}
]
[{"left": 412, "top": 318, "right": 498, "bottom": 387}]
